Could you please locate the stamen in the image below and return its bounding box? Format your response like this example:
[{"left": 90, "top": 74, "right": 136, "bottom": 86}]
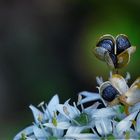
[
  {"left": 63, "top": 106, "right": 70, "bottom": 116},
  {"left": 38, "top": 113, "right": 43, "bottom": 122},
  {"left": 38, "top": 101, "right": 45, "bottom": 108},
  {"left": 21, "top": 133, "right": 27, "bottom": 140},
  {"left": 73, "top": 102, "right": 80, "bottom": 115},
  {"left": 63, "top": 106, "right": 80, "bottom": 126},
  {"left": 77, "top": 95, "right": 84, "bottom": 112}
]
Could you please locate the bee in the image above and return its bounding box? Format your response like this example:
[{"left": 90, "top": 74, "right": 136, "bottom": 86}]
[
  {"left": 93, "top": 34, "right": 136, "bottom": 69},
  {"left": 97, "top": 73, "right": 140, "bottom": 109}
]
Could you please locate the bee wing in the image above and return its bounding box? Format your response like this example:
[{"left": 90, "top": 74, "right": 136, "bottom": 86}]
[
  {"left": 109, "top": 74, "right": 129, "bottom": 94},
  {"left": 93, "top": 47, "right": 108, "bottom": 61},
  {"left": 124, "top": 83, "right": 140, "bottom": 106},
  {"left": 117, "top": 46, "right": 136, "bottom": 68}
]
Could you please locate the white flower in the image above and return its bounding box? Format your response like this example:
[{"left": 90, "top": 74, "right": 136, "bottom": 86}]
[
  {"left": 14, "top": 95, "right": 68, "bottom": 140},
  {"left": 13, "top": 126, "right": 34, "bottom": 140},
  {"left": 115, "top": 110, "right": 139, "bottom": 136}
]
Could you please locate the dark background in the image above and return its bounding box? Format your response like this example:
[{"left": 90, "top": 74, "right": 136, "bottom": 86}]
[{"left": 0, "top": 0, "right": 140, "bottom": 139}]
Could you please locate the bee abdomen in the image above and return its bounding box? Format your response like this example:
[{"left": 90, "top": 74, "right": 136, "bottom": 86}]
[{"left": 102, "top": 85, "right": 119, "bottom": 102}]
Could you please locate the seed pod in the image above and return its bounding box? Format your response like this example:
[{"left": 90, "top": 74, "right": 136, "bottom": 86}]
[
  {"left": 121, "top": 78, "right": 140, "bottom": 106},
  {"left": 96, "top": 35, "right": 115, "bottom": 53},
  {"left": 109, "top": 74, "right": 129, "bottom": 94},
  {"left": 94, "top": 34, "right": 115, "bottom": 62},
  {"left": 93, "top": 34, "right": 136, "bottom": 69},
  {"left": 116, "top": 34, "right": 131, "bottom": 54},
  {"left": 117, "top": 46, "right": 136, "bottom": 68},
  {"left": 99, "top": 81, "right": 120, "bottom": 103}
]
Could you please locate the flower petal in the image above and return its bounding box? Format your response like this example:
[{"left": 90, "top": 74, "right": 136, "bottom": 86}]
[
  {"left": 129, "top": 102, "right": 140, "bottom": 113},
  {"left": 57, "top": 103, "right": 80, "bottom": 120},
  {"left": 66, "top": 126, "right": 88, "bottom": 135},
  {"left": 92, "top": 106, "right": 118, "bottom": 118},
  {"left": 13, "top": 125, "right": 33, "bottom": 140},
  {"left": 136, "top": 112, "right": 140, "bottom": 133},
  {"left": 78, "top": 91, "right": 101, "bottom": 105},
  {"left": 95, "top": 118, "right": 112, "bottom": 136},
  {"left": 33, "top": 125, "right": 50, "bottom": 138},
  {"left": 84, "top": 102, "right": 100, "bottom": 114},
  {"left": 65, "top": 133, "right": 98, "bottom": 140},
  {"left": 44, "top": 122, "right": 70, "bottom": 130},
  {"left": 47, "top": 94, "right": 59, "bottom": 117},
  {"left": 29, "top": 105, "right": 44, "bottom": 124},
  {"left": 116, "top": 110, "right": 139, "bottom": 135}
]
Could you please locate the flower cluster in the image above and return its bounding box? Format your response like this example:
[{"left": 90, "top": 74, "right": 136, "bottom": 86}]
[
  {"left": 14, "top": 87, "right": 140, "bottom": 140},
  {"left": 14, "top": 34, "right": 140, "bottom": 140}
]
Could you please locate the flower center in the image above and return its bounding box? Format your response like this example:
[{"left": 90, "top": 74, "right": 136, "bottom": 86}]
[{"left": 73, "top": 113, "right": 89, "bottom": 126}]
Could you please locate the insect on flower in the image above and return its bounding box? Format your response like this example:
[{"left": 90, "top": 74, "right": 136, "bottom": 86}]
[
  {"left": 97, "top": 73, "right": 140, "bottom": 108},
  {"left": 93, "top": 34, "right": 136, "bottom": 69}
]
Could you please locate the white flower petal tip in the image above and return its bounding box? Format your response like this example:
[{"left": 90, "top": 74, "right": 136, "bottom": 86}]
[
  {"left": 78, "top": 91, "right": 101, "bottom": 105},
  {"left": 29, "top": 105, "right": 44, "bottom": 123},
  {"left": 47, "top": 94, "right": 59, "bottom": 115},
  {"left": 116, "top": 110, "right": 139, "bottom": 135}
]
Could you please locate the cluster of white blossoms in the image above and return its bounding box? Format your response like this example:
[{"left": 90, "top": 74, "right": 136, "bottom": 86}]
[
  {"left": 14, "top": 87, "right": 140, "bottom": 140},
  {"left": 14, "top": 34, "right": 140, "bottom": 140}
]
